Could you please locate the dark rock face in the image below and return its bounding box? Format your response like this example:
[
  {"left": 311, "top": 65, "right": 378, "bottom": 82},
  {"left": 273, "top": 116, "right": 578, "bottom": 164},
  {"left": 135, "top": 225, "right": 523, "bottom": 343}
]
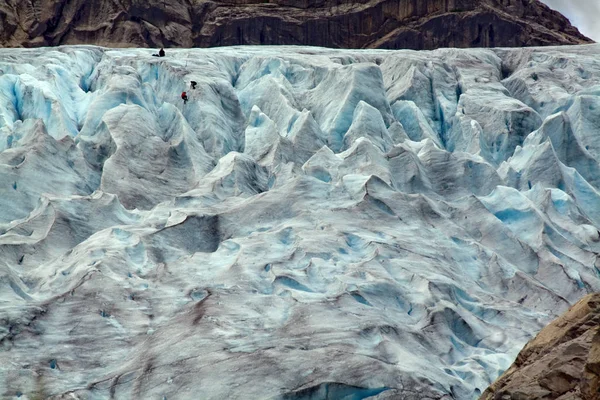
[
  {"left": 480, "top": 294, "right": 600, "bottom": 400},
  {"left": 0, "top": 0, "right": 593, "bottom": 49}
]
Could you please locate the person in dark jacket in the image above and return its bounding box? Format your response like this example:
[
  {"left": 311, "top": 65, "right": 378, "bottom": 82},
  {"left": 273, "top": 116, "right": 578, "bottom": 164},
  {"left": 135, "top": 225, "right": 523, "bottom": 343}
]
[
  {"left": 152, "top": 48, "right": 166, "bottom": 57},
  {"left": 190, "top": 81, "right": 197, "bottom": 90}
]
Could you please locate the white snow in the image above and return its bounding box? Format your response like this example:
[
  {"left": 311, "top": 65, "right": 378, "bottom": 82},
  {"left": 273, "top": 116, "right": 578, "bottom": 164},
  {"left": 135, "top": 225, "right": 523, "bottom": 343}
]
[{"left": 1, "top": 44, "right": 600, "bottom": 399}]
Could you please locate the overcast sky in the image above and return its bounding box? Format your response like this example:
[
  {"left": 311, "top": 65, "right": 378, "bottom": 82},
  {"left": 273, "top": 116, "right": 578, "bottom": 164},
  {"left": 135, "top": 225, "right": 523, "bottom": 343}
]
[{"left": 540, "top": 0, "right": 600, "bottom": 41}]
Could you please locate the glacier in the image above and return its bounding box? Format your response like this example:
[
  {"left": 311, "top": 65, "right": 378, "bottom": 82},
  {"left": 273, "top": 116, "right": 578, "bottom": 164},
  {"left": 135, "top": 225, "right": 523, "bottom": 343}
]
[{"left": 1, "top": 44, "right": 600, "bottom": 399}]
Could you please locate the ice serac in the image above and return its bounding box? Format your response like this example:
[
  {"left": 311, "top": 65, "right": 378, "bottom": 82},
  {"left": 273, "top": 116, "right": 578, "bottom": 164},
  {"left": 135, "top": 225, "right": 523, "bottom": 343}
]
[
  {"left": 1, "top": 44, "right": 600, "bottom": 399},
  {"left": 0, "top": 0, "right": 593, "bottom": 49}
]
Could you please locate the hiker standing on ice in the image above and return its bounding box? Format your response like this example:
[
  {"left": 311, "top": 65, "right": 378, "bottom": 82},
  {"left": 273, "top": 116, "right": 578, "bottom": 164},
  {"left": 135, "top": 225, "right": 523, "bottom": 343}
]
[
  {"left": 152, "top": 48, "right": 166, "bottom": 57},
  {"left": 181, "top": 91, "right": 188, "bottom": 104}
]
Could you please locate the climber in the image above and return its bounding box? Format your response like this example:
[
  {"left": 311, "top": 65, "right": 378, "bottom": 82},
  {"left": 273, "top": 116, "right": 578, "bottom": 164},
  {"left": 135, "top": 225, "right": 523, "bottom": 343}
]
[
  {"left": 152, "top": 48, "right": 166, "bottom": 57},
  {"left": 190, "top": 81, "right": 197, "bottom": 90},
  {"left": 181, "top": 91, "right": 188, "bottom": 104}
]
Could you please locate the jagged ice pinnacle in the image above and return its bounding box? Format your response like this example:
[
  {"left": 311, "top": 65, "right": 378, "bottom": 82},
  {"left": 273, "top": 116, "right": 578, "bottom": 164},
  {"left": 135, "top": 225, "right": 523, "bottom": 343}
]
[{"left": 1, "top": 44, "right": 600, "bottom": 399}]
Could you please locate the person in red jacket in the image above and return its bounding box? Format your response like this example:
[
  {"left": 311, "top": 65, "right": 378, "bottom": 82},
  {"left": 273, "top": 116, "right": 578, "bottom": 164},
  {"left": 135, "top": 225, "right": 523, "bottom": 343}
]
[{"left": 181, "top": 91, "right": 188, "bottom": 104}]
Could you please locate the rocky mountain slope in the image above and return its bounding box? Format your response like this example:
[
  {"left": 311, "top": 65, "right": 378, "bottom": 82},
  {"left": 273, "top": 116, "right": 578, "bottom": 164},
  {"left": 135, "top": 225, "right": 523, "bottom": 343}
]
[
  {"left": 0, "top": 0, "right": 593, "bottom": 49},
  {"left": 1, "top": 43, "right": 600, "bottom": 399},
  {"left": 480, "top": 294, "right": 600, "bottom": 400}
]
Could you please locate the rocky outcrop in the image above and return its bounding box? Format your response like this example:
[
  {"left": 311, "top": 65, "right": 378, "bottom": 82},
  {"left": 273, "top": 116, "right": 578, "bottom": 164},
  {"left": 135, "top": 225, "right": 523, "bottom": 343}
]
[
  {"left": 480, "top": 294, "right": 600, "bottom": 400},
  {"left": 0, "top": 0, "right": 593, "bottom": 49}
]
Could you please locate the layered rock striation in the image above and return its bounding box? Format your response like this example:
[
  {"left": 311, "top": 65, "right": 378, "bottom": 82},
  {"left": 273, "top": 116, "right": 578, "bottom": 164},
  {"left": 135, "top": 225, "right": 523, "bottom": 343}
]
[{"left": 0, "top": 0, "right": 593, "bottom": 49}]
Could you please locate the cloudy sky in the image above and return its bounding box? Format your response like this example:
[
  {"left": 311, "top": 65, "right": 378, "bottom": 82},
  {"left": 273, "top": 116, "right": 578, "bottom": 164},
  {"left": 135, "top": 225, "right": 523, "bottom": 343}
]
[{"left": 540, "top": 0, "right": 600, "bottom": 41}]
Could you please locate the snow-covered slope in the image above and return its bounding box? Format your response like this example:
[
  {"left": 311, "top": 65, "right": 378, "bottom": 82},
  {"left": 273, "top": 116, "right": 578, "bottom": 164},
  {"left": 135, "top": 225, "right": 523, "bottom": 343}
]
[{"left": 1, "top": 44, "right": 600, "bottom": 400}]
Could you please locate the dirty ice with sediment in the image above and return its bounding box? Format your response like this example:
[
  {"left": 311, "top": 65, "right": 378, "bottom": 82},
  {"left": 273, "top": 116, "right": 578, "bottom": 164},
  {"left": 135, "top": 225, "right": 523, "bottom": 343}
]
[{"left": 1, "top": 44, "right": 600, "bottom": 399}]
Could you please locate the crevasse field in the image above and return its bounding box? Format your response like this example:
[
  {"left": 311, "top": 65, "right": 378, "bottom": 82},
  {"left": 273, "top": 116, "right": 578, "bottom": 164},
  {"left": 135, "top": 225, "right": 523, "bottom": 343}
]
[{"left": 1, "top": 44, "right": 600, "bottom": 400}]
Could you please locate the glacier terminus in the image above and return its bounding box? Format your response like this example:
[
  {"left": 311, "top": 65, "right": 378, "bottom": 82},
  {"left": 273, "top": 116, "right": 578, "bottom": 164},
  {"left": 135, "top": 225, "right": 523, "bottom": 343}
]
[{"left": 1, "top": 44, "right": 600, "bottom": 399}]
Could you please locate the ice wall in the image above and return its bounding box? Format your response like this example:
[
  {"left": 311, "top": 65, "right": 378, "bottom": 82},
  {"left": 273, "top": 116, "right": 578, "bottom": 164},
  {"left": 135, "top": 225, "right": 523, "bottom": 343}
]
[{"left": 1, "top": 44, "right": 600, "bottom": 399}]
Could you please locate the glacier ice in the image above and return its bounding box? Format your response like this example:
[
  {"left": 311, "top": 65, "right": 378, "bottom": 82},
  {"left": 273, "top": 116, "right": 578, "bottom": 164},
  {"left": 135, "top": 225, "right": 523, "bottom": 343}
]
[{"left": 1, "top": 44, "right": 600, "bottom": 399}]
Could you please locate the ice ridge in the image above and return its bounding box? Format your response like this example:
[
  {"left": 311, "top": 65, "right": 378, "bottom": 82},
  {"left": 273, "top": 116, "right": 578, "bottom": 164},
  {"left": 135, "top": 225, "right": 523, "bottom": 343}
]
[{"left": 1, "top": 44, "right": 600, "bottom": 399}]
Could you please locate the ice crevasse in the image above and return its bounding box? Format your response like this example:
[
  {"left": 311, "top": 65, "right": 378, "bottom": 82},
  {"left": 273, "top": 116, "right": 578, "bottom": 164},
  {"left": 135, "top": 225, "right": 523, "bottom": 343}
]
[{"left": 1, "top": 44, "right": 600, "bottom": 399}]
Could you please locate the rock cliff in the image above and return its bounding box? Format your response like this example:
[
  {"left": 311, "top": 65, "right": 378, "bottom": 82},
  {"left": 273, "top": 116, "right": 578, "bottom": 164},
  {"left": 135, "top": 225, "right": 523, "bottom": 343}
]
[
  {"left": 481, "top": 294, "right": 600, "bottom": 400},
  {"left": 0, "top": 0, "right": 593, "bottom": 49}
]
